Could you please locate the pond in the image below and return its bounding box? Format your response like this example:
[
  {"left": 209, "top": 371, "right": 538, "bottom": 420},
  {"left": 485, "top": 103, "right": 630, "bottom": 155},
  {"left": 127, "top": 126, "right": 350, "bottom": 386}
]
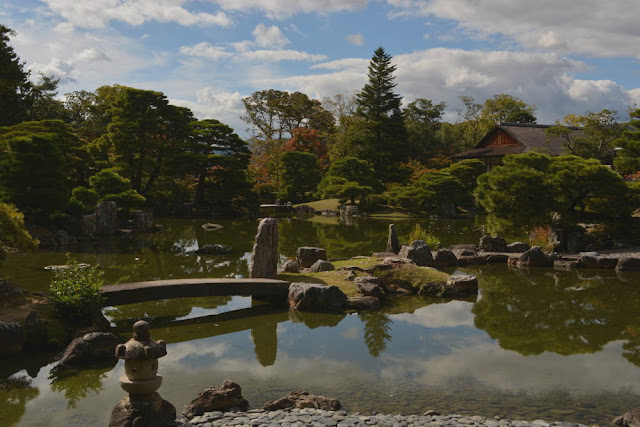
[{"left": 1, "top": 217, "right": 639, "bottom": 427}]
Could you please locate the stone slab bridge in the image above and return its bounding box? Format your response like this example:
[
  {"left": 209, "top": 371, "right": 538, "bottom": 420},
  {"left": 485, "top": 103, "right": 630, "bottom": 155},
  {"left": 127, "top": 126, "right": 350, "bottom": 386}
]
[{"left": 101, "top": 278, "right": 291, "bottom": 307}]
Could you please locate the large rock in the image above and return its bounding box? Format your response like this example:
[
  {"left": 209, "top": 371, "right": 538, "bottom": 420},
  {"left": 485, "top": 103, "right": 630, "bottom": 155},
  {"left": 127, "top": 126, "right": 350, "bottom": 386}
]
[
  {"left": 249, "top": 218, "right": 279, "bottom": 279},
  {"left": 433, "top": 249, "right": 457, "bottom": 267},
  {"left": 132, "top": 210, "right": 154, "bottom": 233},
  {"left": 506, "top": 242, "right": 530, "bottom": 253},
  {"left": 0, "top": 321, "right": 24, "bottom": 355},
  {"left": 288, "top": 283, "right": 347, "bottom": 312},
  {"left": 55, "top": 332, "right": 119, "bottom": 368},
  {"left": 456, "top": 255, "right": 487, "bottom": 266},
  {"left": 386, "top": 224, "right": 400, "bottom": 254},
  {"left": 577, "top": 252, "right": 618, "bottom": 269},
  {"left": 614, "top": 407, "right": 640, "bottom": 427},
  {"left": 279, "top": 260, "right": 300, "bottom": 273},
  {"left": 182, "top": 380, "right": 249, "bottom": 420},
  {"left": 296, "top": 247, "right": 327, "bottom": 268},
  {"left": 449, "top": 244, "right": 478, "bottom": 257},
  {"left": 307, "top": 260, "right": 335, "bottom": 273},
  {"left": 446, "top": 274, "right": 479, "bottom": 294},
  {"left": 109, "top": 392, "right": 176, "bottom": 427},
  {"left": 341, "top": 205, "right": 360, "bottom": 217},
  {"left": 354, "top": 276, "right": 382, "bottom": 286},
  {"left": 398, "top": 240, "right": 433, "bottom": 267},
  {"left": 356, "top": 281, "right": 384, "bottom": 299},
  {"left": 0, "top": 278, "right": 26, "bottom": 300},
  {"left": 81, "top": 213, "right": 97, "bottom": 235},
  {"left": 516, "top": 246, "right": 552, "bottom": 268},
  {"left": 479, "top": 235, "right": 507, "bottom": 252},
  {"left": 616, "top": 257, "right": 640, "bottom": 272},
  {"left": 95, "top": 201, "right": 117, "bottom": 235},
  {"left": 263, "top": 390, "right": 341, "bottom": 411}
]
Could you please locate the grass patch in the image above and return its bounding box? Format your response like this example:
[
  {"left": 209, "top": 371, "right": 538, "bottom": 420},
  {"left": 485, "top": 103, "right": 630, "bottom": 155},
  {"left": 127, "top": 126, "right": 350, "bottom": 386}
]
[
  {"left": 375, "top": 263, "right": 448, "bottom": 292},
  {"left": 366, "top": 205, "right": 416, "bottom": 218},
  {"left": 293, "top": 198, "right": 341, "bottom": 211},
  {"left": 279, "top": 256, "right": 449, "bottom": 298}
]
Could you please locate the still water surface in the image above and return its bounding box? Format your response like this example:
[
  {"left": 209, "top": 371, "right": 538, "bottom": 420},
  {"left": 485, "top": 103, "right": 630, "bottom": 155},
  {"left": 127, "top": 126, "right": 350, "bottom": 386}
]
[{"left": 1, "top": 217, "right": 639, "bottom": 426}]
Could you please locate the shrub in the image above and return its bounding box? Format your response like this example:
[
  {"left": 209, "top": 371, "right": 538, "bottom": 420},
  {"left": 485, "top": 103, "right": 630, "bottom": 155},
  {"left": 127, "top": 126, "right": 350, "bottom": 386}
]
[
  {"left": 528, "top": 227, "right": 555, "bottom": 252},
  {"left": 49, "top": 258, "right": 105, "bottom": 322},
  {"left": 407, "top": 224, "right": 441, "bottom": 249}
]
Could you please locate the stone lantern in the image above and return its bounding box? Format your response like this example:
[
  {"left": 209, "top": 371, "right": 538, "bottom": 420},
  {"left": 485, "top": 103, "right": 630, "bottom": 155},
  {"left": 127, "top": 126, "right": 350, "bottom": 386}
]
[{"left": 109, "top": 320, "right": 175, "bottom": 427}]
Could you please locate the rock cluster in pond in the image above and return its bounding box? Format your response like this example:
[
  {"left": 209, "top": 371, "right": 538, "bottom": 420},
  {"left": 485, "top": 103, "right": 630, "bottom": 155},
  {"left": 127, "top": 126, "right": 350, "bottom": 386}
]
[
  {"left": 288, "top": 283, "right": 347, "bottom": 312},
  {"left": 433, "top": 249, "right": 457, "bottom": 267},
  {"left": 183, "top": 380, "right": 249, "bottom": 420},
  {"left": 418, "top": 274, "right": 478, "bottom": 298},
  {"left": 296, "top": 246, "right": 327, "bottom": 268},
  {"left": 576, "top": 252, "right": 618, "bottom": 269},
  {"left": 515, "top": 246, "right": 553, "bottom": 268},
  {"left": 249, "top": 218, "right": 279, "bottom": 279},
  {"left": 264, "top": 390, "right": 342, "bottom": 411}
]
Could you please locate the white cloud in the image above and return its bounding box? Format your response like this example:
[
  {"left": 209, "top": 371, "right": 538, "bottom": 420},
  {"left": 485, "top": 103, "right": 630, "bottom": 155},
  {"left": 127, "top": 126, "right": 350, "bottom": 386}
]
[
  {"left": 73, "top": 48, "right": 111, "bottom": 62},
  {"left": 238, "top": 49, "right": 327, "bottom": 62},
  {"left": 179, "top": 42, "right": 232, "bottom": 60},
  {"left": 263, "top": 48, "right": 640, "bottom": 123},
  {"left": 391, "top": 301, "right": 475, "bottom": 328},
  {"left": 252, "top": 23, "right": 289, "bottom": 48},
  {"left": 41, "top": 0, "right": 232, "bottom": 29},
  {"left": 170, "top": 88, "right": 247, "bottom": 132},
  {"left": 210, "top": 0, "right": 369, "bottom": 19},
  {"left": 387, "top": 0, "right": 640, "bottom": 58},
  {"left": 345, "top": 33, "right": 364, "bottom": 46}
]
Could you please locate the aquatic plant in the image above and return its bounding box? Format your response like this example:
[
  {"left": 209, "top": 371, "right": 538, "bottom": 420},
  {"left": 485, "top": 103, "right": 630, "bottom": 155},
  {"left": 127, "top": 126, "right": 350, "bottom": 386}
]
[{"left": 49, "top": 257, "right": 105, "bottom": 322}]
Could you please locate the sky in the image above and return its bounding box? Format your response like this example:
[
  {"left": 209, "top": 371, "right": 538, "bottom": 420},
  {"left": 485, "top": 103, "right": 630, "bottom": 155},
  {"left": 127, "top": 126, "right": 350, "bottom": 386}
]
[{"left": 2, "top": 0, "right": 640, "bottom": 136}]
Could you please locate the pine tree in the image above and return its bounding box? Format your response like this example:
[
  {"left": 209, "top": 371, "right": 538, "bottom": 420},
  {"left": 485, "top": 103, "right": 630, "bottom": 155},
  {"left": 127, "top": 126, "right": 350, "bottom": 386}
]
[
  {"left": 355, "top": 47, "right": 407, "bottom": 181},
  {"left": 0, "top": 25, "right": 32, "bottom": 125}
]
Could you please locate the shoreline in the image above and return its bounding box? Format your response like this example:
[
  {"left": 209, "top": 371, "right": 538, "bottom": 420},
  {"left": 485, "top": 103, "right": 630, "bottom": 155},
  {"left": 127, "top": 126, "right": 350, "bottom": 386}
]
[{"left": 180, "top": 408, "right": 601, "bottom": 427}]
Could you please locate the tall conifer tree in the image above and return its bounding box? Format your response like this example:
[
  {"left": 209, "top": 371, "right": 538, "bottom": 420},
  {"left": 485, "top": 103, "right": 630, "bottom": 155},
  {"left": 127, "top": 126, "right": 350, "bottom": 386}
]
[
  {"left": 355, "top": 47, "right": 407, "bottom": 181},
  {"left": 0, "top": 25, "right": 31, "bottom": 125}
]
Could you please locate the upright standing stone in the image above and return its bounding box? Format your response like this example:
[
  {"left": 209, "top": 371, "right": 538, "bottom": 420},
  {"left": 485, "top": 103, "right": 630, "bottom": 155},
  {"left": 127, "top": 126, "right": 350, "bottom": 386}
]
[
  {"left": 133, "top": 211, "right": 154, "bottom": 233},
  {"left": 95, "top": 201, "right": 117, "bottom": 235},
  {"left": 250, "top": 218, "right": 279, "bottom": 279},
  {"left": 386, "top": 224, "right": 400, "bottom": 254}
]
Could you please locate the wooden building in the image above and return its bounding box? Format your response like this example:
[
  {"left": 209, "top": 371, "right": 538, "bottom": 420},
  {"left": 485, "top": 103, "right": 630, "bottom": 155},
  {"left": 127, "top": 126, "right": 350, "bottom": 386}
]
[{"left": 451, "top": 123, "right": 582, "bottom": 171}]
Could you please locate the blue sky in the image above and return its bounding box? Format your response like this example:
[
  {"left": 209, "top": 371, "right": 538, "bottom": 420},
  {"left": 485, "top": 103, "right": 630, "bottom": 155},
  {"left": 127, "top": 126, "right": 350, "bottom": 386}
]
[{"left": 2, "top": 0, "right": 639, "bottom": 136}]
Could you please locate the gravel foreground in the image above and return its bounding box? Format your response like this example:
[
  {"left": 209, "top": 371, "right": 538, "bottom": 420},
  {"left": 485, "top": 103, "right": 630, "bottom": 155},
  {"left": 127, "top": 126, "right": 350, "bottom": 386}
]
[{"left": 180, "top": 408, "right": 599, "bottom": 427}]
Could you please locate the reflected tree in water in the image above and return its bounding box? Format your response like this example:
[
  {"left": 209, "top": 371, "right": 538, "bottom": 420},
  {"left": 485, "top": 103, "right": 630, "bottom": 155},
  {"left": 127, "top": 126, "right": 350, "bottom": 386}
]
[
  {"left": 0, "top": 376, "right": 39, "bottom": 427},
  {"left": 49, "top": 364, "right": 115, "bottom": 409},
  {"left": 473, "top": 267, "right": 633, "bottom": 356},
  {"left": 359, "top": 312, "right": 393, "bottom": 358}
]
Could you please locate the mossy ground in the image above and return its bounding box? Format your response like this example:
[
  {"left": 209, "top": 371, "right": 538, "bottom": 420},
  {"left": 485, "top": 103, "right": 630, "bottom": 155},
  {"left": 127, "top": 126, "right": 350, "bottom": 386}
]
[{"left": 279, "top": 256, "right": 449, "bottom": 298}]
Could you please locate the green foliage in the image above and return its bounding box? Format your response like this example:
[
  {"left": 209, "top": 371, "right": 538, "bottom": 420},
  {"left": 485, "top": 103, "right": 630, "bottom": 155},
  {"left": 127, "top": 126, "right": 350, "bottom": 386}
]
[
  {"left": 546, "top": 109, "right": 622, "bottom": 162},
  {"left": 0, "top": 202, "right": 38, "bottom": 261},
  {"left": 355, "top": 47, "right": 407, "bottom": 180},
  {"left": 475, "top": 152, "right": 634, "bottom": 235},
  {"left": 49, "top": 258, "right": 105, "bottom": 322},
  {"left": 442, "top": 159, "right": 485, "bottom": 193},
  {"left": 278, "top": 151, "right": 320, "bottom": 203},
  {"left": 406, "top": 224, "right": 441, "bottom": 248},
  {"left": 317, "top": 156, "right": 382, "bottom": 204},
  {"left": 403, "top": 98, "right": 446, "bottom": 162},
  {"left": 0, "top": 133, "right": 67, "bottom": 220},
  {"left": 388, "top": 170, "right": 467, "bottom": 215},
  {"left": 70, "top": 186, "right": 100, "bottom": 213},
  {"left": 89, "top": 169, "right": 131, "bottom": 196},
  {"left": 614, "top": 109, "right": 640, "bottom": 175},
  {"left": 102, "top": 189, "right": 146, "bottom": 211},
  {"left": 0, "top": 25, "right": 31, "bottom": 125}
]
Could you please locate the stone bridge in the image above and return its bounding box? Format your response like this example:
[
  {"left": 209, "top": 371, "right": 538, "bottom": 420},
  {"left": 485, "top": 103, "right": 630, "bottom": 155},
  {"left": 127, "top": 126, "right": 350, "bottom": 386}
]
[{"left": 101, "top": 278, "right": 291, "bottom": 307}]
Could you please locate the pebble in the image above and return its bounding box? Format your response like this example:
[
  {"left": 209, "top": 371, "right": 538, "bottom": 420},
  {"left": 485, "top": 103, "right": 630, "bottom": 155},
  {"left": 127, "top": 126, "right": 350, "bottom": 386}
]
[{"left": 180, "top": 409, "right": 601, "bottom": 427}]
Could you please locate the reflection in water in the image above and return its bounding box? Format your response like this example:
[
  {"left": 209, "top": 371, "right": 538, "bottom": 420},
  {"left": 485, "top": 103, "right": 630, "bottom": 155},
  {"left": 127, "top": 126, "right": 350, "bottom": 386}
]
[
  {"left": 49, "top": 366, "right": 111, "bottom": 409},
  {"left": 0, "top": 376, "right": 39, "bottom": 427},
  {"left": 359, "top": 312, "right": 393, "bottom": 358},
  {"left": 472, "top": 266, "right": 638, "bottom": 358}
]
